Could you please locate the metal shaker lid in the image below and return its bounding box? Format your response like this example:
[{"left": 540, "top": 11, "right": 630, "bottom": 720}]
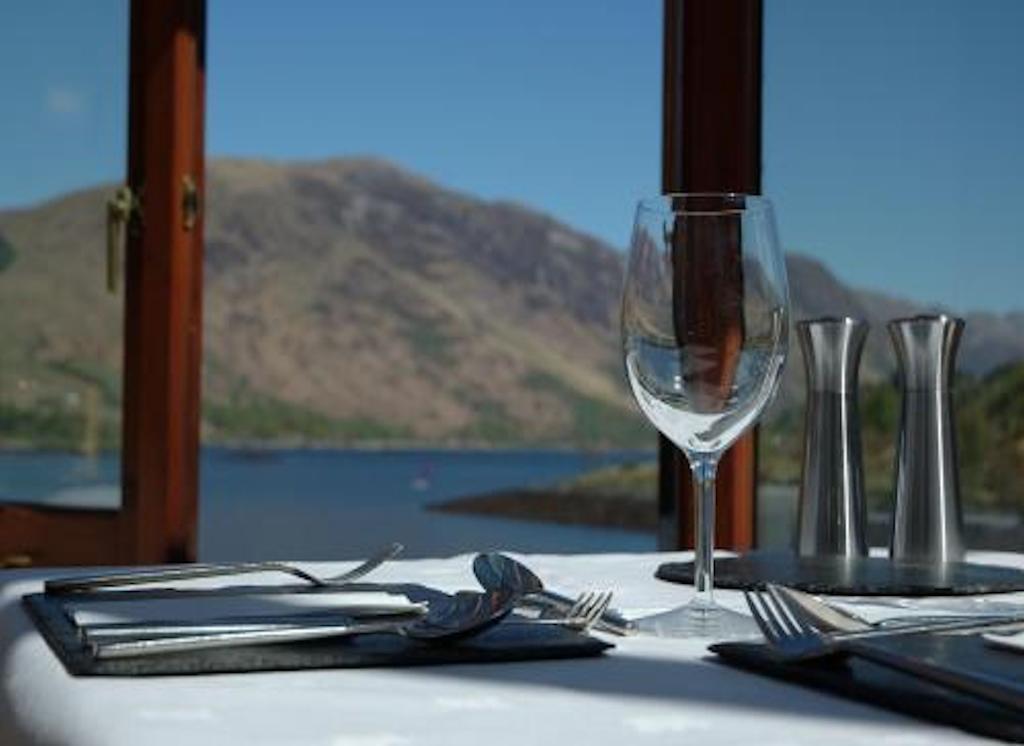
[
  {"left": 797, "top": 317, "right": 869, "bottom": 394},
  {"left": 887, "top": 314, "right": 964, "bottom": 391}
]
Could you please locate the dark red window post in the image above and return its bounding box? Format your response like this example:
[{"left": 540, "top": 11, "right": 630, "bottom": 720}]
[
  {"left": 659, "top": 0, "right": 763, "bottom": 550},
  {"left": 121, "top": 0, "right": 206, "bottom": 563},
  {"left": 0, "top": 0, "right": 206, "bottom": 566}
]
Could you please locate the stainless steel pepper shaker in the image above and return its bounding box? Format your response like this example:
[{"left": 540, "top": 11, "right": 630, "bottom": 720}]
[
  {"left": 795, "top": 317, "right": 869, "bottom": 557},
  {"left": 888, "top": 314, "right": 966, "bottom": 563}
]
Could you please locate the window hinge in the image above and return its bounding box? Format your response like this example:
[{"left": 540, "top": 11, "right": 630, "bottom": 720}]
[
  {"left": 182, "top": 174, "right": 200, "bottom": 231},
  {"left": 106, "top": 185, "right": 141, "bottom": 294}
]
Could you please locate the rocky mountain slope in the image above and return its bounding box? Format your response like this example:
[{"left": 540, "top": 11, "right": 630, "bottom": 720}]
[{"left": 1, "top": 157, "right": 1022, "bottom": 448}]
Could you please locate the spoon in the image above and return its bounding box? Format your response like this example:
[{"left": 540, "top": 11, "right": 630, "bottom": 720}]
[
  {"left": 472, "top": 553, "right": 635, "bottom": 635},
  {"left": 92, "top": 589, "right": 517, "bottom": 660}
]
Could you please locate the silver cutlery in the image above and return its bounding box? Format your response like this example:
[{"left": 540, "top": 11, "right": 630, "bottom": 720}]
[
  {"left": 92, "top": 588, "right": 516, "bottom": 660},
  {"left": 81, "top": 606, "right": 428, "bottom": 642},
  {"left": 750, "top": 585, "right": 1024, "bottom": 645},
  {"left": 82, "top": 595, "right": 609, "bottom": 643},
  {"left": 90, "top": 589, "right": 608, "bottom": 659},
  {"left": 744, "top": 584, "right": 1024, "bottom": 713},
  {"left": 558, "top": 591, "right": 613, "bottom": 632},
  {"left": 472, "top": 552, "right": 635, "bottom": 636},
  {"left": 774, "top": 585, "right": 1016, "bottom": 634},
  {"left": 93, "top": 617, "right": 398, "bottom": 660},
  {"left": 46, "top": 542, "right": 404, "bottom": 594}
]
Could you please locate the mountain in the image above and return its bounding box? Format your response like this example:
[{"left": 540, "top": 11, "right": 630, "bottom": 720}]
[
  {"left": 0, "top": 158, "right": 636, "bottom": 447},
  {"left": 784, "top": 254, "right": 1024, "bottom": 386},
  {"left": 1, "top": 157, "right": 1023, "bottom": 448}
]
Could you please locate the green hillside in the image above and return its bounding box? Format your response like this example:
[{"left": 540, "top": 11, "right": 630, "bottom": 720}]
[
  {"left": 562, "top": 363, "right": 1024, "bottom": 513},
  {"left": 2, "top": 158, "right": 1024, "bottom": 464}
]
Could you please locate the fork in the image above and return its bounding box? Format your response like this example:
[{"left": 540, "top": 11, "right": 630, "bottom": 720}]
[
  {"left": 91, "top": 589, "right": 611, "bottom": 659},
  {"left": 744, "top": 585, "right": 1024, "bottom": 713},
  {"left": 554, "top": 591, "right": 613, "bottom": 632},
  {"left": 45, "top": 542, "right": 404, "bottom": 594},
  {"left": 750, "top": 585, "right": 1024, "bottom": 644},
  {"left": 83, "top": 591, "right": 612, "bottom": 644},
  {"left": 774, "top": 585, "right": 1016, "bottom": 635}
]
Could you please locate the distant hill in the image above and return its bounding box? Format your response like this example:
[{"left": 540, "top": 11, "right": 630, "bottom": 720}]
[
  {"left": 1, "top": 157, "right": 1023, "bottom": 449},
  {"left": 781, "top": 254, "right": 1024, "bottom": 403}
]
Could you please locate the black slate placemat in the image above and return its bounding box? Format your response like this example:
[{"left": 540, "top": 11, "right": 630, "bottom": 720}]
[
  {"left": 24, "top": 584, "right": 612, "bottom": 677},
  {"left": 657, "top": 551, "right": 1024, "bottom": 596},
  {"left": 711, "top": 633, "right": 1024, "bottom": 742}
]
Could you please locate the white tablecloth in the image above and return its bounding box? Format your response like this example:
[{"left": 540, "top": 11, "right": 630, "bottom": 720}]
[{"left": 2, "top": 551, "right": 1020, "bottom": 746}]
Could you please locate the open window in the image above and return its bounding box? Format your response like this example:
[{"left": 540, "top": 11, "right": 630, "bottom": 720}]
[
  {"left": 1, "top": 1, "right": 776, "bottom": 566},
  {"left": 0, "top": 0, "right": 206, "bottom": 566}
]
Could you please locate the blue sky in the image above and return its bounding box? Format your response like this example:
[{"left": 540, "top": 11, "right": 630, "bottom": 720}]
[{"left": 2, "top": 1, "right": 1023, "bottom": 313}]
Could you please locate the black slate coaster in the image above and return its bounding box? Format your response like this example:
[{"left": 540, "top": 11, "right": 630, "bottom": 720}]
[
  {"left": 711, "top": 633, "right": 1024, "bottom": 742},
  {"left": 24, "top": 584, "right": 612, "bottom": 677},
  {"left": 657, "top": 551, "right": 1024, "bottom": 596}
]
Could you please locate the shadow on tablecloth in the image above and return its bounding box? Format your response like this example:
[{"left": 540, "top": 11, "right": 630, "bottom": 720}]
[{"left": 397, "top": 645, "right": 902, "bottom": 726}]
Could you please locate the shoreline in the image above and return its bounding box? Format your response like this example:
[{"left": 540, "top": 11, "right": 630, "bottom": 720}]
[
  {"left": 0, "top": 442, "right": 657, "bottom": 457},
  {"left": 429, "top": 488, "right": 656, "bottom": 533}
]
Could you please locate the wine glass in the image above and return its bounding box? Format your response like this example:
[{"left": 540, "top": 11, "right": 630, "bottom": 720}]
[{"left": 621, "top": 193, "right": 789, "bottom": 639}]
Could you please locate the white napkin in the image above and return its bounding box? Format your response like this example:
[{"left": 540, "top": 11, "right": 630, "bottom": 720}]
[
  {"left": 67, "top": 591, "right": 422, "bottom": 627},
  {"left": 830, "top": 596, "right": 1024, "bottom": 625},
  {"left": 983, "top": 630, "right": 1024, "bottom": 654}
]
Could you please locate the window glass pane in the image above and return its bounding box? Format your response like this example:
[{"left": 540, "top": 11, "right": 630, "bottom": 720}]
[
  {"left": 762, "top": 0, "right": 1024, "bottom": 550},
  {"left": 0, "top": 2, "right": 127, "bottom": 509},
  {"left": 201, "top": 2, "right": 660, "bottom": 560}
]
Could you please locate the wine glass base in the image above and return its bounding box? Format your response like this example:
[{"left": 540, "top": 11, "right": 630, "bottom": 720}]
[{"left": 635, "top": 600, "right": 760, "bottom": 640}]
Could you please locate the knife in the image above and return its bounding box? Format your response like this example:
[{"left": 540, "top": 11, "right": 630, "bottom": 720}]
[{"left": 775, "top": 585, "right": 1020, "bottom": 636}]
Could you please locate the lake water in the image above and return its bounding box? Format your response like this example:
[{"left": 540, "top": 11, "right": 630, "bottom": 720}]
[{"left": 0, "top": 448, "right": 656, "bottom": 560}]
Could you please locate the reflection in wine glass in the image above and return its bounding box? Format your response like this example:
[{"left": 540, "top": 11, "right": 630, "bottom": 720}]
[{"left": 621, "top": 194, "right": 789, "bottom": 639}]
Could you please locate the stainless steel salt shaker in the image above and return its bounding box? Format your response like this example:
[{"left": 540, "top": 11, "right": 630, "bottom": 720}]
[
  {"left": 796, "top": 317, "right": 869, "bottom": 557},
  {"left": 888, "top": 314, "right": 966, "bottom": 563}
]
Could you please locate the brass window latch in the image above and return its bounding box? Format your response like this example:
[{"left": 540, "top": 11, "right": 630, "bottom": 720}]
[
  {"left": 1, "top": 553, "right": 32, "bottom": 568},
  {"left": 106, "top": 185, "right": 141, "bottom": 294}
]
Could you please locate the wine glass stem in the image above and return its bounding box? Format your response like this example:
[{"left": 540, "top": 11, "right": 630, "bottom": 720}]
[{"left": 691, "top": 456, "right": 719, "bottom": 609}]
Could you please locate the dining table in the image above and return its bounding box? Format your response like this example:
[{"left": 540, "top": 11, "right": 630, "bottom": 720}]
[{"left": 1, "top": 549, "right": 1020, "bottom": 745}]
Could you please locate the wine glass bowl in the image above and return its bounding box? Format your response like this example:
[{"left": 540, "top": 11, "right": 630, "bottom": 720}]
[{"left": 621, "top": 194, "right": 789, "bottom": 638}]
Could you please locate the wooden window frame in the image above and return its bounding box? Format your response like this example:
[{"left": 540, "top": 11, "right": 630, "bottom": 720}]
[
  {"left": 659, "top": 0, "right": 763, "bottom": 551},
  {"left": 0, "top": 0, "right": 206, "bottom": 566},
  {"left": 2, "top": 0, "right": 759, "bottom": 564}
]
